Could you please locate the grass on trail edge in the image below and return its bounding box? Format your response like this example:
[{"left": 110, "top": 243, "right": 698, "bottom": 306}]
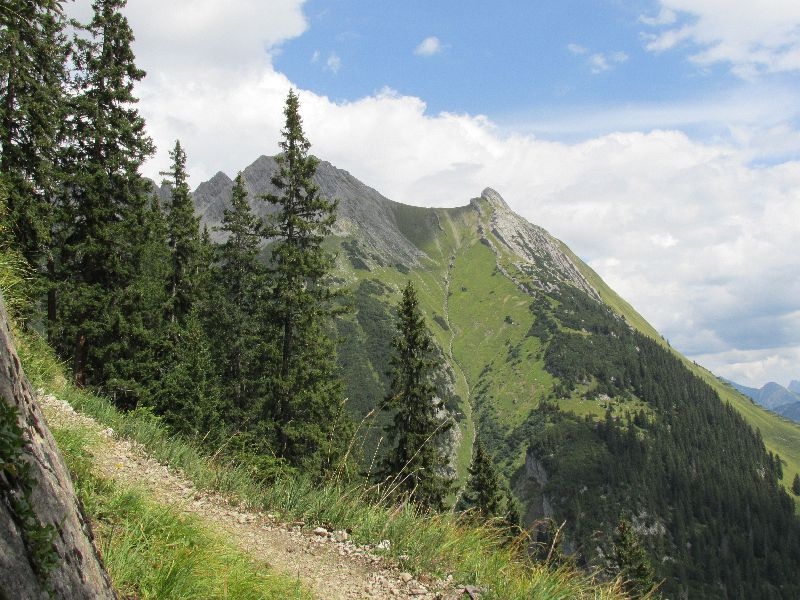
[
  {"left": 51, "top": 425, "right": 310, "bottom": 600},
  {"left": 15, "top": 329, "right": 632, "bottom": 600}
]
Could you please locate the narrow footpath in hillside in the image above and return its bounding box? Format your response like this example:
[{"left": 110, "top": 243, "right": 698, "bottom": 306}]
[{"left": 38, "top": 395, "right": 469, "bottom": 600}]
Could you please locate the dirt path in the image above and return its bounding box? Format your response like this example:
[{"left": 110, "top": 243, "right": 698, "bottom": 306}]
[{"left": 38, "top": 394, "right": 466, "bottom": 600}]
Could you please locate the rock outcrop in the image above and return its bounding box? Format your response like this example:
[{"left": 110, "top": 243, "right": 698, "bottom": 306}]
[{"left": 0, "top": 295, "right": 115, "bottom": 599}]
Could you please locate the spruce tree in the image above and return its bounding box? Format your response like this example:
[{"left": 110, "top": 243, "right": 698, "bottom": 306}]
[
  {"left": 262, "top": 89, "right": 351, "bottom": 472},
  {"left": 162, "top": 140, "right": 203, "bottom": 325},
  {"left": 459, "top": 439, "right": 503, "bottom": 519},
  {"left": 504, "top": 486, "right": 522, "bottom": 533},
  {"left": 792, "top": 473, "right": 800, "bottom": 496},
  {"left": 610, "top": 519, "right": 657, "bottom": 599},
  {"left": 212, "top": 172, "right": 264, "bottom": 424},
  {"left": 0, "top": 0, "right": 68, "bottom": 272},
  {"left": 105, "top": 193, "right": 170, "bottom": 408},
  {"left": 53, "top": 0, "right": 153, "bottom": 388},
  {"left": 381, "top": 281, "right": 452, "bottom": 511},
  {"left": 158, "top": 309, "right": 221, "bottom": 436}
]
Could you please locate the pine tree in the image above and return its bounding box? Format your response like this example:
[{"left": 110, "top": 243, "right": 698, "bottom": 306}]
[
  {"left": 53, "top": 0, "right": 153, "bottom": 388},
  {"left": 459, "top": 439, "right": 503, "bottom": 519},
  {"left": 212, "top": 172, "right": 264, "bottom": 423},
  {"left": 260, "top": 90, "right": 352, "bottom": 472},
  {"left": 158, "top": 309, "right": 221, "bottom": 436},
  {"left": 504, "top": 486, "right": 522, "bottom": 533},
  {"left": 610, "top": 519, "right": 657, "bottom": 599},
  {"left": 163, "top": 140, "right": 202, "bottom": 326},
  {"left": 792, "top": 473, "right": 800, "bottom": 496},
  {"left": 105, "top": 193, "right": 170, "bottom": 408},
  {"left": 0, "top": 0, "right": 68, "bottom": 272},
  {"left": 381, "top": 281, "right": 452, "bottom": 511}
]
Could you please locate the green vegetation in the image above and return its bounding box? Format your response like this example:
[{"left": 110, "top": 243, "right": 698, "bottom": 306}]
[
  {"left": 262, "top": 89, "right": 351, "bottom": 472},
  {"left": 4, "top": 2, "right": 800, "bottom": 596},
  {"left": 571, "top": 245, "right": 800, "bottom": 498},
  {"left": 11, "top": 320, "right": 628, "bottom": 600},
  {"left": 516, "top": 286, "right": 800, "bottom": 599},
  {"left": 378, "top": 281, "right": 453, "bottom": 511},
  {"left": 609, "top": 520, "right": 657, "bottom": 599},
  {"left": 51, "top": 426, "right": 310, "bottom": 600}
]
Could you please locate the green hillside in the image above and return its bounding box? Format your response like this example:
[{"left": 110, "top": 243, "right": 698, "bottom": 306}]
[
  {"left": 326, "top": 189, "right": 800, "bottom": 598},
  {"left": 570, "top": 249, "right": 800, "bottom": 502}
]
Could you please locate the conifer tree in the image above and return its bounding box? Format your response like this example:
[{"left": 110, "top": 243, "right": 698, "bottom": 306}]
[
  {"left": 158, "top": 309, "right": 221, "bottom": 436},
  {"left": 0, "top": 0, "right": 68, "bottom": 272},
  {"left": 504, "top": 486, "right": 522, "bottom": 533},
  {"left": 381, "top": 281, "right": 452, "bottom": 511},
  {"left": 610, "top": 519, "right": 657, "bottom": 599},
  {"left": 212, "top": 172, "right": 264, "bottom": 423},
  {"left": 106, "top": 193, "right": 170, "bottom": 408},
  {"left": 163, "top": 140, "right": 202, "bottom": 326},
  {"left": 262, "top": 89, "right": 351, "bottom": 472},
  {"left": 792, "top": 473, "right": 800, "bottom": 496},
  {"left": 54, "top": 0, "right": 153, "bottom": 388},
  {"left": 459, "top": 439, "right": 503, "bottom": 519}
]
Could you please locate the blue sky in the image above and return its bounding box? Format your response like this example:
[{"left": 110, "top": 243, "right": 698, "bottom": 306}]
[
  {"left": 66, "top": 0, "right": 800, "bottom": 388},
  {"left": 276, "top": 1, "right": 703, "bottom": 113},
  {"left": 275, "top": 1, "right": 800, "bottom": 146}
]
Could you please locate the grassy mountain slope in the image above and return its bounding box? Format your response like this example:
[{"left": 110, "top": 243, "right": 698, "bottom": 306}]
[
  {"left": 572, "top": 256, "right": 800, "bottom": 499},
  {"left": 5, "top": 296, "right": 629, "bottom": 600},
  {"left": 195, "top": 158, "right": 800, "bottom": 598}
]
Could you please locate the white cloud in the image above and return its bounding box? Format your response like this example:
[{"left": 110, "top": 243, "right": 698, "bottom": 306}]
[
  {"left": 326, "top": 53, "right": 342, "bottom": 74},
  {"left": 567, "top": 43, "right": 587, "bottom": 55},
  {"left": 694, "top": 346, "right": 800, "bottom": 388},
  {"left": 568, "top": 43, "right": 628, "bottom": 73},
  {"left": 64, "top": 0, "right": 800, "bottom": 387},
  {"left": 639, "top": 7, "right": 677, "bottom": 27},
  {"left": 414, "top": 36, "right": 443, "bottom": 57},
  {"left": 588, "top": 51, "right": 629, "bottom": 73},
  {"left": 642, "top": 1, "right": 800, "bottom": 77}
]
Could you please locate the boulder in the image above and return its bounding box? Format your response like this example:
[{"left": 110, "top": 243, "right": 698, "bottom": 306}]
[{"left": 0, "top": 295, "right": 116, "bottom": 599}]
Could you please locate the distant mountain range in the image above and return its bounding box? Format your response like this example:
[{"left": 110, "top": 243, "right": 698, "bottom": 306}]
[{"left": 725, "top": 378, "right": 800, "bottom": 423}]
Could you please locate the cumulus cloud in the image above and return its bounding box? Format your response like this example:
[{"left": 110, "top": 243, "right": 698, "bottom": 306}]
[
  {"left": 64, "top": 0, "right": 800, "bottom": 387},
  {"left": 642, "top": 1, "right": 800, "bottom": 77},
  {"left": 414, "top": 36, "right": 443, "bottom": 57}
]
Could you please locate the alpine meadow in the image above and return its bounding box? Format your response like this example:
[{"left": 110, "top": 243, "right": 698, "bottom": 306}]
[{"left": 2, "top": 2, "right": 800, "bottom": 600}]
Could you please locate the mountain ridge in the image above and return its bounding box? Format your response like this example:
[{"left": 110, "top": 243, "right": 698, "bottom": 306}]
[
  {"left": 186, "top": 154, "right": 800, "bottom": 598},
  {"left": 724, "top": 378, "right": 800, "bottom": 424}
]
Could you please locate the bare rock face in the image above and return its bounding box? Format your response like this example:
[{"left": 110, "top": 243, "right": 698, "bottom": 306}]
[{"left": 0, "top": 295, "right": 116, "bottom": 599}]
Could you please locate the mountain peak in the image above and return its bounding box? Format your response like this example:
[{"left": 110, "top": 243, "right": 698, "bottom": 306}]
[
  {"left": 470, "top": 187, "right": 510, "bottom": 214},
  {"left": 481, "top": 187, "right": 510, "bottom": 210}
]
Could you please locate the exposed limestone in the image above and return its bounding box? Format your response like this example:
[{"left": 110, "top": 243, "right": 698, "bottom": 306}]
[
  {"left": 473, "top": 188, "right": 600, "bottom": 300},
  {"left": 186, "top": 155, "right": 426, "bottom": 268},
  {"left": 0, "top": 295, "right": 115, "bottom": 599}
]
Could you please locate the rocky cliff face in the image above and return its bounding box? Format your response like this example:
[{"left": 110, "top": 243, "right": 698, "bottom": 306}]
[
  {"left": 0, "top": 295, "right": 115, "bottom": 599},
  {"left": 471, "top": 188, "right": 599, "bottom": 299},
  {"left": 188, "top": 157, "right": 596, "bottom": 289},
  {"left": 188, "top": 155, "right": 426, "bottom": 266}
]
